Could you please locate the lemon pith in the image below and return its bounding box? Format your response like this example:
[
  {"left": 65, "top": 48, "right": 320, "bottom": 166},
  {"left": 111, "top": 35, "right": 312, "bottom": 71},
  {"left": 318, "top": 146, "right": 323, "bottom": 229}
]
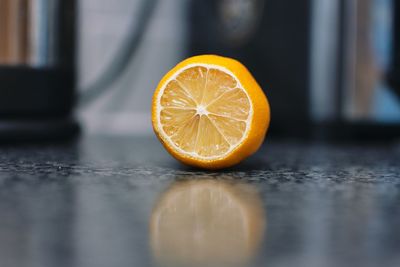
[{"left": 152, "top": 55, "right": 270, "bottom": 169}]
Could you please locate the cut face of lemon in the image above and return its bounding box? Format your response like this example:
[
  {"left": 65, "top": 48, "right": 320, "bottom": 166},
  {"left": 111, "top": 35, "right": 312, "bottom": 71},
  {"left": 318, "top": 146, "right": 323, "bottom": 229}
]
[
  {"left": 152, "top": 55, "right": 270, "bottom": 169},
  {"left": 158, "top": 65, "right": 251, "bottom": 158}
]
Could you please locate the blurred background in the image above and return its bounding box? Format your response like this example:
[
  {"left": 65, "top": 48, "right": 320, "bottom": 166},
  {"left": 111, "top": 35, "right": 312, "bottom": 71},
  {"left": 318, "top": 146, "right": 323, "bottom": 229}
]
[
  {"left": 0, "top": 0, "right": 400, "bottom": 140},
  {"left": 1, "top": 2, "right": 400, "bottom": 267}
]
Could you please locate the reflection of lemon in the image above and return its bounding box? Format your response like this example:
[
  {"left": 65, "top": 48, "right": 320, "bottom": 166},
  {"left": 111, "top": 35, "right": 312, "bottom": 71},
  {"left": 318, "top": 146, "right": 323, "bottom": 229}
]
[
  {"left": 152, "top": 55, "right": 270, "bottom": 169},
  {"left": 150, "top": 179, "right": 265, "bottom": 267}
]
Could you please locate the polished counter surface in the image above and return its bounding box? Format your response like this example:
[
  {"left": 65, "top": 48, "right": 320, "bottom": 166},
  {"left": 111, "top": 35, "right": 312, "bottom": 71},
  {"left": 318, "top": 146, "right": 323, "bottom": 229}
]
[{"left": 0, "top": 136, "right": 399, "bottom": 267}]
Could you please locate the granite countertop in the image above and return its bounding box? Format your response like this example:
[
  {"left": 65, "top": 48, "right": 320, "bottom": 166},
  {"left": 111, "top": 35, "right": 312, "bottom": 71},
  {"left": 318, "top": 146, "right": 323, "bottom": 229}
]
[{"left": 0, "top": 135, "right": 399, "bottom": 267}]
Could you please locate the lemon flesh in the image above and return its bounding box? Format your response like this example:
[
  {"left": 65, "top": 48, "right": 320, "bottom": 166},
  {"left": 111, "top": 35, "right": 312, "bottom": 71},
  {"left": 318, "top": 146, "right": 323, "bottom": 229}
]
[{"left": 158, "top": 65, "right": 251, "bottom": 159}]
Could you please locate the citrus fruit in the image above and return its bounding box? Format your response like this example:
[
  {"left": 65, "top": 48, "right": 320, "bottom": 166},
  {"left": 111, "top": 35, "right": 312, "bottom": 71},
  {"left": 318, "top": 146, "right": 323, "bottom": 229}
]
[
  {"left": 152, "top": 55, "right": 270, "bottom": 169},
  {"left": 149, "top": 179, "right": 266, "bottom": 267}
]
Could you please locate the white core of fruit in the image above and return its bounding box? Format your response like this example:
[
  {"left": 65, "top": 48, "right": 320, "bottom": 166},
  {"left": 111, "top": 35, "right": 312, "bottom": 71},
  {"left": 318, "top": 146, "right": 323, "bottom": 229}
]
[{"left": 196, "top": 105, "right": 208, "bottom": 115}]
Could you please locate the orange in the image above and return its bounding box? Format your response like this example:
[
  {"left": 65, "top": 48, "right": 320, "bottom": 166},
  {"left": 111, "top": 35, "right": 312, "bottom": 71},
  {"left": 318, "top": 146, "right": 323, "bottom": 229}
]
[{"left": 152, "top": 55, "right": 270, "bottom": 169}]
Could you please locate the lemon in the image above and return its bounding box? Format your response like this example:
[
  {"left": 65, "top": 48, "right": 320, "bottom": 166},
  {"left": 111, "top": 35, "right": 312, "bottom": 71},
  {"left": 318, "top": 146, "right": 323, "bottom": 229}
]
[
  {"left": 152, "top": 55, "right": 270, "bottom": 169},
  {"left": 149, "top": 179, "right": 266, "bottom": 267}
]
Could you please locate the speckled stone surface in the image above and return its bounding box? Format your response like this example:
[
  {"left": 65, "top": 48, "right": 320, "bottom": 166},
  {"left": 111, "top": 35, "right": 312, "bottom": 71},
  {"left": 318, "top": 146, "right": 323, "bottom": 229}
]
[{"left": 0, "top": 136, "right": 399, "bottom": 267}]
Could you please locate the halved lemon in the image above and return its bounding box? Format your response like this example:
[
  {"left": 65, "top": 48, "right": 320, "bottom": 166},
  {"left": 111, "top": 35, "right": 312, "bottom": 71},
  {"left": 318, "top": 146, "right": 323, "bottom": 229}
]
[{"left": 152, "top": 55, "right": 270, "bottom": 169}]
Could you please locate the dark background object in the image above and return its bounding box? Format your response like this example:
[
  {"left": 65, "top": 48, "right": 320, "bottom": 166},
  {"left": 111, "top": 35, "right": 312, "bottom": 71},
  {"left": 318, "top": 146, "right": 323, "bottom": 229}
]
[
  {"left": 189, "top": 0, "right": 400, "bottom": 141},
  {"left": 388, "top": 0, "right": 400, "bottom": 99},
  {"left": 188, "top": 0, "right": 312, "bottom": 138},
  {"left": 330, "top": 0, "right": 400, "bottom": 141},
  {"left": 0, "top": 0, "right": 78, "bottom": 141}
]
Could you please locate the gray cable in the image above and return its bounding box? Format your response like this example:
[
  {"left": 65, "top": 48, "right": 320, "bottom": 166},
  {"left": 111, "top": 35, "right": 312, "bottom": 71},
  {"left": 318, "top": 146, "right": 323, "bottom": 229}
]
[{"left": 79, "top": 0, "right": 158, "bottom": 106}]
